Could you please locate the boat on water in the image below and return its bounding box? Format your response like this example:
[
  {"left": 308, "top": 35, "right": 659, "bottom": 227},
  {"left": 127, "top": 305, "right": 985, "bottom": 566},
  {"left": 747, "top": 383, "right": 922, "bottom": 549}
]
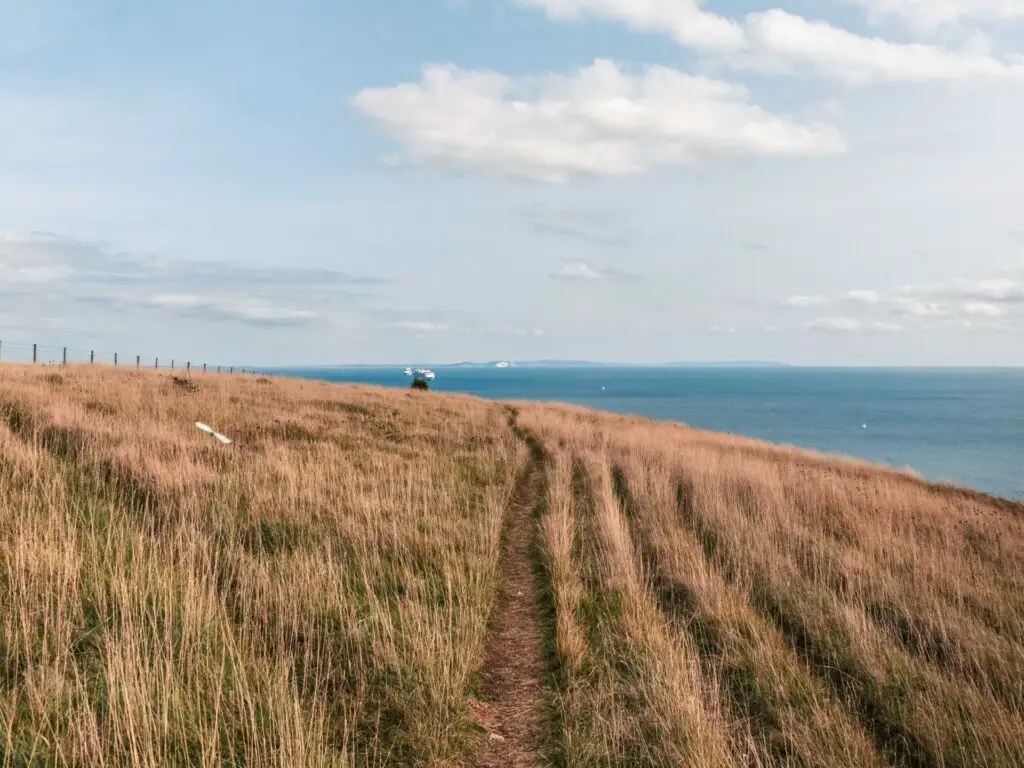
[{"left": 495, "top": 361, "right": 511, "bottom": 368}]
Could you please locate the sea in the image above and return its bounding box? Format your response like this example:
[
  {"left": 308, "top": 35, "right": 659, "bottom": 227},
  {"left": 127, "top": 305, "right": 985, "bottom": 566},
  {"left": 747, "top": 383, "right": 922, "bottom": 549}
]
[{"left": 278, "top": 366, "right": 1024, "bottom": 501}]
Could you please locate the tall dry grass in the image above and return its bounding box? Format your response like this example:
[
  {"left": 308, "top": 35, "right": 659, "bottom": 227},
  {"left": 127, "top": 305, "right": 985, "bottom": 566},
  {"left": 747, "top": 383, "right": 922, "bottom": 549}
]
[
  {"left": 4, "top": 368, "right": 1023, "bottom": 766},
  {"left": 519, "top": 403, "right": 1024, "bottom": 767},
  {"left": 0, "top": 366, "right": 527, "bottom": 766}
]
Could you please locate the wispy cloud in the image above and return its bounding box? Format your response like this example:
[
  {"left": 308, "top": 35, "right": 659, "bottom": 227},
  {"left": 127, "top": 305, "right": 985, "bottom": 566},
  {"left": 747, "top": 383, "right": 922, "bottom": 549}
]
[
  {"left": 846, "top": 290, "right": 882, "bottom": 305},
  {"left": 847, "top": 0, "right": 1024, "bottom": 32},
  {"left": 387, "top": 320, "right": 450, "bottom": 333},
  {"left": 522, "top": 206, "right": 632, "bottom": 247},
  {"left": 511, "top": 1, "right": 1024, "bottom": 84},
  {"left": 962, "top": 301, "right": 1007, "bottom": 317},
  {"left": 0, "top": 232, "right": 384, "bottom": 328},
  {"left": 783, "top": 294, "right": 829, "bottom": 307},
  {"left": 906, "top": 277, "right": 1024, "bottom": 303},
  {"left": 552, "top": 259, "right": 641, "bottom": 282},
  {"left": 782, "top": 275, "right": 1024, "bottom": 329},
  {"left": 803, "top": 317, "right": 904, "bottom": 332}
]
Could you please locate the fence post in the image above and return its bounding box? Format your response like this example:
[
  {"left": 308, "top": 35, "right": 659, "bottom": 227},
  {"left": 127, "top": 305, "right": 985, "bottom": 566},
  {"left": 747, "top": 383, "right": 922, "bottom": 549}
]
[
  {"left": 171, "top": 359, "right": 175, "bottom": 370},
  {"left": 90, "top": 350, "right": 95, "bottom": 364},
  {"left": 155, "top": 357, "right": 159, "bottom": 370},
  {"left": 203, "top": 363, "right": 207, "bottom": 373},
  {"left": 136, "top": 355, "right": 140, "bottom": 369},
  {"left": 63, "top": 347, "right": 67, "bottom": 366},
  {"left": 114, "top": 353, "right": 118, "bottom": 366},
  {"left": 187, "top": 361, "right": 191, "bottom": 373},
  {"left": 33, "top": 344, "right": 37, "bottom": 364}
]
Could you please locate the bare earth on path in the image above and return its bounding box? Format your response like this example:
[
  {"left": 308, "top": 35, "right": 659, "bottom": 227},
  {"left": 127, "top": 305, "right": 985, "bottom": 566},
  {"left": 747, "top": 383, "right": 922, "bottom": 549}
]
[{"left": 471, "top": 460, "right": 549, "bottom": 768}]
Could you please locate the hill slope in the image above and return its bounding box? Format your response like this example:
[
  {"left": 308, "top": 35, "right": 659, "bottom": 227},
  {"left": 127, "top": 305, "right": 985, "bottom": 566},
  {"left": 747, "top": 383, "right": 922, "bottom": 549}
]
[{"left": 0, "top": 367, "right": 1021, "bottom": 766}]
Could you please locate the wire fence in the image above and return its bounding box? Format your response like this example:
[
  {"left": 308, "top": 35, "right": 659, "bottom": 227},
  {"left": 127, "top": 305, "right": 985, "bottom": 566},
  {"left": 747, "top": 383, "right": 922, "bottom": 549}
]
[{"left": 0, "top": 338, "right": 265, "bottom": 376}]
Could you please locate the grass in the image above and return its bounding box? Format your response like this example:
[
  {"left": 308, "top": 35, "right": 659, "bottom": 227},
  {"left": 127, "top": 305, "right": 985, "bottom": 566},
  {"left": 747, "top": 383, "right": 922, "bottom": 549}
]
[
  {"left": 0, "top": 366, "right": 526, "bottom": 766},
  {"left": 1, "top": 366, "right": 1022, "bottom": 766},
  {"left": 518, "top": 404, "right": 1024, "bottom": 768}
]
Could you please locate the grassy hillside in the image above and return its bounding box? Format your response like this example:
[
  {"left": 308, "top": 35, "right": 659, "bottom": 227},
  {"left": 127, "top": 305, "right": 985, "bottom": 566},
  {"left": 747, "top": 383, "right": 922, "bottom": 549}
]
[{"left": 0, "top": 367, "right": 1021, "bottom": 766}]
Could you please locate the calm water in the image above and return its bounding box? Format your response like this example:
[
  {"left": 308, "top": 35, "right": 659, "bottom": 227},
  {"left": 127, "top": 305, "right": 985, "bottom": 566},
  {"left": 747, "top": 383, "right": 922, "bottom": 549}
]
[{"left": 279, "top": 366, "right": 1024, "bottom": 500}]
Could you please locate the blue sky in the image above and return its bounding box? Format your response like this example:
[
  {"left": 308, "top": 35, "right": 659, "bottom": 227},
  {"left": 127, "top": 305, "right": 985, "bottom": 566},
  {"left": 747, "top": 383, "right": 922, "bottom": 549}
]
[{"left": 3, "top": 0, "right": 1024, "bottom": 366}]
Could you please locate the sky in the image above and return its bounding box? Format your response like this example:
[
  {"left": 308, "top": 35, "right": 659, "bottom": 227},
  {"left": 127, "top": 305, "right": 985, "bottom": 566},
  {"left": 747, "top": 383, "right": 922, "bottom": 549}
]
[{"left": 2, "top": 0, "right": 1024, "bottom": 366}]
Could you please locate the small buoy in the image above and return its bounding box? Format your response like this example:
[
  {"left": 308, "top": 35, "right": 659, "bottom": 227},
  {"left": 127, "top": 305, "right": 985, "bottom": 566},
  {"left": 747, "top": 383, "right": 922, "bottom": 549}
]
[
  {"left": 601, "top": 386, "right": 606, "bottom": 391},
  {"left": 862, "top": 423, "right": 868, "bottom": 430}
]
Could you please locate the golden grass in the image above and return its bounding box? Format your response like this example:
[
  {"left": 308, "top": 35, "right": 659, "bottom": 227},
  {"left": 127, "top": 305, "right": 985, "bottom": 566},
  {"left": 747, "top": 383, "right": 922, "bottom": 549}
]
[
  {"left": 2, "top": 367, "right": 1022, "bottom": 766},
  {"left": 520, "top": 404, "right": 1024, "bottom": 767},
  {"left": 0, "top": 367, "right": 527, "bottom": 766}
]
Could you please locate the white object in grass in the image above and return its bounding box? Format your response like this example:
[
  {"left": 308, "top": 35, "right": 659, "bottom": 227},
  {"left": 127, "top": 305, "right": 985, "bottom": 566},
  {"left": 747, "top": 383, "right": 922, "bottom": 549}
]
[{"left": 195, "top": 422, "right": 233, "bottom": 445}]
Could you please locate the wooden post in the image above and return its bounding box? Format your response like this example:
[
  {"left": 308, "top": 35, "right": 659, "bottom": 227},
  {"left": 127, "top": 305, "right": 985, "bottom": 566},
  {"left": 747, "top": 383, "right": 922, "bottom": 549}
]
[
  {"left": 203, "top": 363, "right": 207, "bottom": 373},
  {"left": 171, "top": 359, "right": 175, "bottom": 370},
  {"left": 187, "top": 361, "right": 191, "bottom": 373},
  {"left": 114, "top": 353, "right": 118, "bottom": 366},
  {"left": 63, "top": 347, "right": 67, "bottom": 365},
  {"left": 32, "top": 344, "right": 37, "bottom": 364},
  {"left": 136, "top": 355, "right": 140, "bottom": 368},
  {"left": 90, "top": 350, "right": 95, "bottom": 364},
  {"left": 155, "top": 357, "right": 159, "bottom": 369}
]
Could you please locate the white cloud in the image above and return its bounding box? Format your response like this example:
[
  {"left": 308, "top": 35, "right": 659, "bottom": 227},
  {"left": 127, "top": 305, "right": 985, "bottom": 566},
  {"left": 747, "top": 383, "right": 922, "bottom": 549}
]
[
  {"left": 142, "top": 294, "right": 319, "bottom": 326},
  {"left": 804, "top": 316, "right": 904, "bottom": 331},
  {"left": 512, "top": 0, "right": 745, "bottom": 50},
  {"left": 0, "top": 232, "right": 381, "bottom": 329},
  {"left": 848, "top": 0, "right": 1024, "bottom": 31},
  {"left": 962, "top": 301, "right": 1006, "bottom": 316},
  {"left": 906, "top": 277, "right": 1024, "bottom": 302},
  {"left": 388, "top": 321, "right": 449, "bottom": 332},
  {"left": 891, "top": 297, "right": 949, "bottom": 316},
  {"left": 782, "top": 276, "right": 1024, "bottom": 330},
  {"left": 512, "top": 1, "right": 1024, "bottom": 84},
  {"left": 552, "top": 259, "right": 641, "bottom": 281},
  {"left": 846, "top": 289, "right": 882, "bottom": 304},
  {"left": 554, "top": 261, "right": 604, "bottom": 280},
  {"left": 783, "top": 294, "right": 830, "bottom": 307},
  {"left": 737, "top": 10, "right": 1024, "bottom": 84},
  {"left": 354, "top": 60, "right": 846, "bottom": 182},
  {"left": 470, "top": 324, "right": 548, "bottom": 336}
]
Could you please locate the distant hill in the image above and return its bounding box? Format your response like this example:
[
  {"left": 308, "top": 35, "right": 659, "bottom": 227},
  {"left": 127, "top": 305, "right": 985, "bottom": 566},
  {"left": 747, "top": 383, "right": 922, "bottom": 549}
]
[{"left": 450, "top": 360, "right": 791, "bottom": 369}]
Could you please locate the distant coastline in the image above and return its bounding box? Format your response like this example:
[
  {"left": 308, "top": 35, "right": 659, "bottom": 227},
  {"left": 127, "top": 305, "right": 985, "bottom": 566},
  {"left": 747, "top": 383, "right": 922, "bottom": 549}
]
[{"left": 275, "top": 360, "right": 793, "bottom": 370}]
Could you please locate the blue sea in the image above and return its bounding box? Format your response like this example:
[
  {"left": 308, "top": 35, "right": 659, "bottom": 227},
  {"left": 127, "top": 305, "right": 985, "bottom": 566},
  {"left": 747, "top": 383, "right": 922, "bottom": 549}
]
[{"left": 279, "top": 367, "right": 1024, "bottom": 501}]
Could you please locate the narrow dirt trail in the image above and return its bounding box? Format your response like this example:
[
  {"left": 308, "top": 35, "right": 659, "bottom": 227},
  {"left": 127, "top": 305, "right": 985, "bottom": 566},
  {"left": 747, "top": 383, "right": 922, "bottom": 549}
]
[{"left": 470, "top": 457, "right": 549, "bottom": 768}]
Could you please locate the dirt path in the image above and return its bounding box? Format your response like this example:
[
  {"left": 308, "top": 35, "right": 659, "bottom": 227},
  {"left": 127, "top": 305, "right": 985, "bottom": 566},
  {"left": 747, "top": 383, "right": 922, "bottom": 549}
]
[{"left": 470, "top": 460, "right": 549, "bottom": 768}]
